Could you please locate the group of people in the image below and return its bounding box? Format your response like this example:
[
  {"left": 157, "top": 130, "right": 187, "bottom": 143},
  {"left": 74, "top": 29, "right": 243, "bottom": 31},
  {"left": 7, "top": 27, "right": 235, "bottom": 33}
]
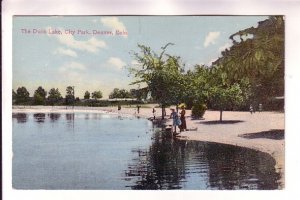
[
  {"left": 170, "top": 105, "right": 187, "bottom": 134},
  {"left": 250, "top": 103, "right": 263, "bottom": 114},
  {"left": 133, "top": 104, "right": 187, "bottom": 134}
]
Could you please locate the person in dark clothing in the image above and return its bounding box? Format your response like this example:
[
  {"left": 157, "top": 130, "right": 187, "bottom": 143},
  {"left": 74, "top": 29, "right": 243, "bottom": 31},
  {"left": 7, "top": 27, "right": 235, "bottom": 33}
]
[
  {"left": 137, "top": 105, "right": 141, "bottom": 114},
  {"left": 152, "top": 107, "right": 156, "bottom": 119},
  {"left": 179, "top": 106, "right": 187, "bottom": 132}
]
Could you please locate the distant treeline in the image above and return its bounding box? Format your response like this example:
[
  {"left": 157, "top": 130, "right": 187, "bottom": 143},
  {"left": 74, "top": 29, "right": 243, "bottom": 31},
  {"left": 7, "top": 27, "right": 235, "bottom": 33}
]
[{"left": 12, "top": 86, "right": 147, "bottom": 107}]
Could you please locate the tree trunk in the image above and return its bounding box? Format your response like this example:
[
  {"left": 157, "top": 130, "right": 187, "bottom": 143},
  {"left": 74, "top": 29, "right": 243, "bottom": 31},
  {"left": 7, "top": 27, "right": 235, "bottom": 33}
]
[{"left": 220, "top": 109, "right": 223, "bottom": 121}]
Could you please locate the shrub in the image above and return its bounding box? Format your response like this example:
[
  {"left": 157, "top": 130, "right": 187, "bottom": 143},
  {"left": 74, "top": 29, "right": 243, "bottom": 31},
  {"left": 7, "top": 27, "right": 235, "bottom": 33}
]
[{"left": 191, "top": 103, "right": 207, "bottom": 118}]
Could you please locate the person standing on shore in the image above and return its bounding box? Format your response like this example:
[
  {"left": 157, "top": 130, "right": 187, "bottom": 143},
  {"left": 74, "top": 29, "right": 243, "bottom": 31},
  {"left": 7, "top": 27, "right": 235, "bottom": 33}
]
[
  {"left": 259, "top": 103, "right": 263, "bottom": 112},
  {"left": 250, "top": 104, "right": 254, "bottom": 114},
  {"left": 170, "top": 108, "right": 181, "bottom": 134},
  {"left": 137, "top": 105, "right": 141, "bottom": 114},
  {"left": 152, "top": 107, "right": 156, "bottom": 119},
  {"left": 179, "top": 105, "right": 187, "bottom": 132}
]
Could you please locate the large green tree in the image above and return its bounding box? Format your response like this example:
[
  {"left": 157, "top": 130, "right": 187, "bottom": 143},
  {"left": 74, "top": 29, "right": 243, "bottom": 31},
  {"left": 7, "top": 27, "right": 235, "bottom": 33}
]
[
  {"left": 65, "top": 86, "right": 75, "bottom": 105},
  {"left": 180, "top": 64, "right": 211, "bottom": 109},
  {"left": 33, "top": 86, "right": 47, "bottom": 105},
  {"left": 109, "top": 88, "right": 132, "bottom": 99},
  {"left": 48, "top": 88, "right": 62, "bottom": 105},
  {"left": 84, "top": 91, "right": 90, "bottom": 99},
  {"left": 129, "top": 88, "right": 148, "bottom": 101},
  {"left": 92, "top": 90, "right": 103, "bottom": 100},
  {"left": 15, "top": 86, "right": 30, "bottom": 104},
  {"left": 206, "top": 66, "right": 245, "bottom": 121},
  {"left": 129, "top": 43, "right": 184, "bottom": 119},
  {"left": 214, "top": 16, "right": 284, "bottom": 109},
  {"left": 209, "top": 84, "right": 244, "bottom": 121}
]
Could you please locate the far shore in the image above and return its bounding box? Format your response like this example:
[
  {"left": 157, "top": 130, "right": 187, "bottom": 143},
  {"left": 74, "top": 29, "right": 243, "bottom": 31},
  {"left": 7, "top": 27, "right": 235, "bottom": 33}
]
[{"left": 12, "top": 105, "right": 285, "bottom": 188}]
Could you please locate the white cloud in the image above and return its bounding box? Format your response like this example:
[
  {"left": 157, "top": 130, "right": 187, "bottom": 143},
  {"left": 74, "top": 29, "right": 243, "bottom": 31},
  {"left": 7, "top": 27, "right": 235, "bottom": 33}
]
[
  {"left": 59, "top": 61, "right": 86, "bottom": 73},
  {"left": 58, "top": 61, "right": 86, "bottom": 85},
  {"left": 204, "top": 32, "right": 220, "bottom": 47},
  {"left": 106, "top": 57, "right": 126, "bottom": 70},
  {"left": 53, "top": 47, "right": 78, "bottom": 57},
  {"left": 218, "top": 42, "right": 233, "bottom": 52},
  {"left": 100, "top": 17, "right": 127, "bottom": 38},
  {"left": 47, "top": 27, "right": 106, "bottom": 53}
]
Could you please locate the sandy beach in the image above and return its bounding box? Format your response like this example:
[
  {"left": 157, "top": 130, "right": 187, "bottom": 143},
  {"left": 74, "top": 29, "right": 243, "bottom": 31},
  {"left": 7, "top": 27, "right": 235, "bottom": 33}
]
[{"left": 12, "top": 105, "right": 285, "bottom": 188}]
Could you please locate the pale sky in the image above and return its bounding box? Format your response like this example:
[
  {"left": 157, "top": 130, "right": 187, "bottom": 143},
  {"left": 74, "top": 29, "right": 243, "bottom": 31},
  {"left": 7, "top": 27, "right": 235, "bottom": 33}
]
[{"left": 13, "top": 16, "right": 268, "bottom": 98}]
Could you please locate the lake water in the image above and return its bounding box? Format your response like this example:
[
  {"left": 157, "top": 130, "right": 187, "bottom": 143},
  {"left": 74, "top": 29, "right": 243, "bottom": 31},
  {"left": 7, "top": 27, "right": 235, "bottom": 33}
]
[{"left": 12, "top": 112, "right": 281, "bottom": 190}]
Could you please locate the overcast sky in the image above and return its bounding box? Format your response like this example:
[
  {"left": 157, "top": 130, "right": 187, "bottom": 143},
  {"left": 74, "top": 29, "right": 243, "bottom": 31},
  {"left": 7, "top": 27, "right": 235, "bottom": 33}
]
[{"left": 13, "top": 16, "right": 268, "bottom": 98}]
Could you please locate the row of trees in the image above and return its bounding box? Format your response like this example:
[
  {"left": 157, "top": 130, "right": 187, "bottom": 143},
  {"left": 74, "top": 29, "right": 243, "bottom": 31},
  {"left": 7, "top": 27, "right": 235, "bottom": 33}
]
[
  {"left": 129, "top": 16, "right": 284, "bottom": 120},
  {"left": 12, "top": 86, "right": 137, "bottom": 106},
  {"left": 13, "top": 86, "right": 68, "bottom": 105}
]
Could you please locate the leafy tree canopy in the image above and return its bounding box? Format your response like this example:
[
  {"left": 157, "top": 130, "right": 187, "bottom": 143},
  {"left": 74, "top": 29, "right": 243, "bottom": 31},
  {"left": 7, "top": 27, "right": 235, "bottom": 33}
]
[
  {"left": 213, "top": 16, "right": 284, "bottom": 107},
  {"left": 84, "top": 91, "right": 90, "bottom": 99},
  {"left": 109, "top": 88, "right": 133, "bottom": 99},
  {"left": 92, "top": 90, "right": 103, "bottom": 100},
  {"left": 15, "top": 86, "right": 30, "bottom": 104},
  {"left": 48, "top": 88, "right": 62, "bottom": 105}
]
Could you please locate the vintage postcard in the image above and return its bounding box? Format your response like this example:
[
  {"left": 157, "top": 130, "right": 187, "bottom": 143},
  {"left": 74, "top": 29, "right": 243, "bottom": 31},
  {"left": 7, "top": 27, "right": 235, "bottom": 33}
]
[{"left": 11, "top": 15, "right": 284, "bottom": 190}]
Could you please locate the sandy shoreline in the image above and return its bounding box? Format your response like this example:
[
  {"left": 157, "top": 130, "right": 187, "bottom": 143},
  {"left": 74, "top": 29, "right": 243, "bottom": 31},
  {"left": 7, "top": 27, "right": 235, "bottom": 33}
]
[{"left": 12, "top": 105, "right": 285, "bottom": 188}]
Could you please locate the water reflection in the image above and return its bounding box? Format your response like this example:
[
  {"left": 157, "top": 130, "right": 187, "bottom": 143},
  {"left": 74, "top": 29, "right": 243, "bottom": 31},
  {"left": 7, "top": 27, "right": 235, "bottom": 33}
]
[
  {"left": 12, "top": 113, "right": 28, "bottom": 123},
  {"left": 12, "top": 112, "right": 281, "bottom": 190},
  {"left": 205, "top": 143, "right": 280, "bottom": 189},
  {"left": 92, "top": 113, "right": 102, "bottom": 120},
  {"left": 33, "top": 113, "right": 46, "bottom": 123},
  {"left": 65, "top": 113, "right": 75, "bottom": 129},
  {"left": 66, "top": 113, "right": 75, "bottom": 121},
  {"left": 124, "top": 131, "right": 190, "bottom": 189},
  {"left": 48, "top": 113, "right": 61, "bottom": 122},
  {"left": 124, "top": 130, "right": 280, "bottom": 190}
]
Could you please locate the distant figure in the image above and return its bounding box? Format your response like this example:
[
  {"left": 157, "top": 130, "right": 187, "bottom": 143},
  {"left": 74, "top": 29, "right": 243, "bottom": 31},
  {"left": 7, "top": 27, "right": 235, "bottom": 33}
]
[
  {"left": 170, "top": 108, "right": 181, "bottom": 134},
  {"left": 250, "top": 104, "right": 254, "bottom": 114},
  {"left": 118, "top": 104, "right": 121, "bottom": 111},
  {"left": 152, "top": 107, "right": 156, "bottom": 119},
  {"left": 259, "top": 103, "right": 263, "bottom": 112},
  {"left": 137, "top": 105, "right": 141, "bottom": 114},
  {"left": 179, "top": 105, "right": 187, "bottom": 132}
]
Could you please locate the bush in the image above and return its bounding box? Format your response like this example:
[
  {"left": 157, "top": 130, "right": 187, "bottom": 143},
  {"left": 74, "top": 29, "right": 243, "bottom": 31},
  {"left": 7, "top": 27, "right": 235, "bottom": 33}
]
[{"left": 191, "top": 103, "right": 207, "bottom": 118}]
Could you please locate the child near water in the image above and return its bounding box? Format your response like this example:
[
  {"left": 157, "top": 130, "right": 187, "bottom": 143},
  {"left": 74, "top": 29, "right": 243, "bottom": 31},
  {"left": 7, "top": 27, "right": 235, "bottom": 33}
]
[{"left": 170, "top": 108, "right": 181, "bottom": 134}]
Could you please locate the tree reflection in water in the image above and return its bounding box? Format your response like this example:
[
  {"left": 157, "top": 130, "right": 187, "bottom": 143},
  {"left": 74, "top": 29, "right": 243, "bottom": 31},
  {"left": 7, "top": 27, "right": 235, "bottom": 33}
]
[
  {"left": 12, "top": 113, "right": 28, "bottom": 123},
  {"left": 124, "top": 130, "right": 280, "bottom": 190},
  {"left": 205, "top": 143, "right": 281, "bottom": 190},
  {"left": 48, "top": 113, "right": 61, "bottom": 122},
  {"left": 65, "top": 113, "right": 75, "bottom": 129},
  {"left": 124, "top": 130, "right": 188, "bottom": 189},
  {"left": 33, "top": 113, "right": 46, "bottom": 123}
]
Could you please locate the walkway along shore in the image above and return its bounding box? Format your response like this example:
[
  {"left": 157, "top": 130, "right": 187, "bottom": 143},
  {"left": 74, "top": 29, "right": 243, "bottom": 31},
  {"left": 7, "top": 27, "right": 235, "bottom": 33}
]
[{"left": 12, "top": 106, "right": 285, "bottom": 188}]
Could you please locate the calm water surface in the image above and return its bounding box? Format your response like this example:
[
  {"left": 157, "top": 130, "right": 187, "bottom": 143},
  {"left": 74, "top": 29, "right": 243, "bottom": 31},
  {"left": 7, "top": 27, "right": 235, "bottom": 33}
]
[{"left": 12, "top": 112, "right": 281, "bottom": 190}]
